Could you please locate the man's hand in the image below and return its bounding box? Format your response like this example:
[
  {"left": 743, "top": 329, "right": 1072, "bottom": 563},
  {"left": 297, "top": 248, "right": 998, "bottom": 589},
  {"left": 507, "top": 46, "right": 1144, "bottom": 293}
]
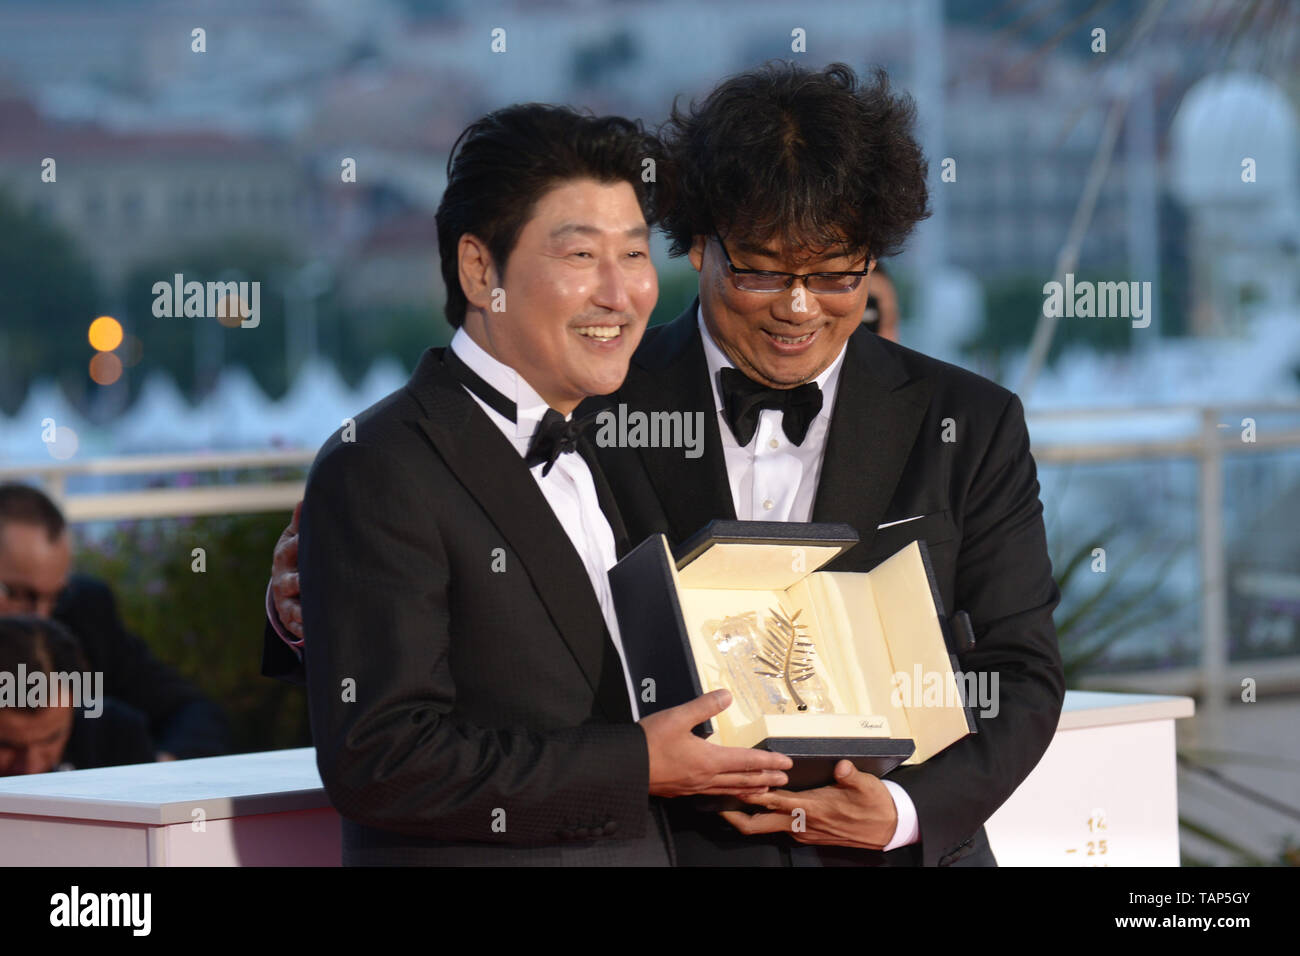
[
  {"left": 640, "top": 689, "right": 792, "bottom": 798},
  {"left": 272, "top": 500, "right": 305, "bottom": 639},
  {"left": 720, "top": 759, "right": 898, "bottom": 849}
]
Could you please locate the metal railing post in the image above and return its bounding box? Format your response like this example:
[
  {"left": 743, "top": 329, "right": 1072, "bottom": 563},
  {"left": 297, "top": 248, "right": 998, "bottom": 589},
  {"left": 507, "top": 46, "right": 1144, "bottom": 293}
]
[{"left": 1199, "top": 407, "right": 1229, "bottom": 743}]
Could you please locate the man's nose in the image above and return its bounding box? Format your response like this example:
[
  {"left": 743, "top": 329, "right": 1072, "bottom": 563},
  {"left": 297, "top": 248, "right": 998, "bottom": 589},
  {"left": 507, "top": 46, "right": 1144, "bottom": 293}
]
[
  {"left": 772, "top": 281, "right": 824, "bottom": 323},
  {"left": 590, "top": 256, "right": 632, "bottom": 314}
]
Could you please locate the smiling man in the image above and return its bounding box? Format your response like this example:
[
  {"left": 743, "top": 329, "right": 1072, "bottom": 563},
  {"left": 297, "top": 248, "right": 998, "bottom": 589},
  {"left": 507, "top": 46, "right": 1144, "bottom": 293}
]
[
  {"left": 597, "top": 61, "right": 1065, "bottom": 867},
  {"left": 290, "top": 103, "right": 791, "bottom": 866}
]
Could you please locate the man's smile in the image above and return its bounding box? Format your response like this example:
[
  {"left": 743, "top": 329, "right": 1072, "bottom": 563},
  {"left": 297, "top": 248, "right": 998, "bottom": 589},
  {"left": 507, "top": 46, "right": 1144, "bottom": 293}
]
[{"left": 761, "top": 324, "right": 823, "bottom": 354}]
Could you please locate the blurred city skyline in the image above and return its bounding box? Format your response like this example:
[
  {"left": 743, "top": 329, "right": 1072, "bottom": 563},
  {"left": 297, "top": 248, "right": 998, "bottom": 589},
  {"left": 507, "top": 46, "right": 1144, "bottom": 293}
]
[{"left": 0, "top": 0, "right": 1295, "bottom": 426}]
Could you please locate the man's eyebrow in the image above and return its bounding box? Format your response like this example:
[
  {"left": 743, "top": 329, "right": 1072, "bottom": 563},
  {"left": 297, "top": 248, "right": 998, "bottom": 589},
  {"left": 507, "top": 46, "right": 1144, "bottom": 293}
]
[
  {"left": 733, "top": 239, "right": 781, "bottom": 258},
  {"left": 733, "top": 239, "right": 858, "bottom": 264},
  {"left": 548, "top": 223, "right": 651, "bottom": 240}
]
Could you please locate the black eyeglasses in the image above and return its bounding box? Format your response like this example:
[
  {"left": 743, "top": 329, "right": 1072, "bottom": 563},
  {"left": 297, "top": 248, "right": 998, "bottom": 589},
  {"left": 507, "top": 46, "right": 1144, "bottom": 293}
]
[{"left": 712, "top": 234, "right": 871, "bottom": 294}]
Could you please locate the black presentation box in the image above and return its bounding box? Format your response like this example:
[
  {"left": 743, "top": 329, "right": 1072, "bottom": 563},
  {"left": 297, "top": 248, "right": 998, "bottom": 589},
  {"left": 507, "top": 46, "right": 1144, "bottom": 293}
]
[{"left": 609, "top": 520, "right": 977, "bottom": 790}]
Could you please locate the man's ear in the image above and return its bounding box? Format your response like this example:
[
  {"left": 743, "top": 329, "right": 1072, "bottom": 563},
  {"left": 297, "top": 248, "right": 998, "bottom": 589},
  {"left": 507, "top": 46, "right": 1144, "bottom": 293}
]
[
  {"left": 458, "top": 234, "right": 498, "bottom": 312},
  {"left": 687, "top": 235, "right": 707, "bottom": 273}
]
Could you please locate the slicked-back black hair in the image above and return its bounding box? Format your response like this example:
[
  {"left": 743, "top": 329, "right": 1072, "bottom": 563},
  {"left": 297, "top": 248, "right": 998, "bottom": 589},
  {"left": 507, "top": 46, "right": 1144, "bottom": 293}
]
[
  {"left": 658, "top": 62, "right": 930, "bottom": 261},
  {"left": 436, "top": 103, "right": 661, "bottom": 329}
]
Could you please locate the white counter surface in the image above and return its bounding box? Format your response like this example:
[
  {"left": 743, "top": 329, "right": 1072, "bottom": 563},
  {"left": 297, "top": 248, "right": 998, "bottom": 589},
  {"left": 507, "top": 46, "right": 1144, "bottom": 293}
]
[
  {"left": 1058, "top": 690, "right": 1194, "bottom": 730},
  {"left": 0, "top": 691, "right": 1193, "bottom": 825},
  {"left": 0, "top": 746, "right": 327, "bottom": 824}
]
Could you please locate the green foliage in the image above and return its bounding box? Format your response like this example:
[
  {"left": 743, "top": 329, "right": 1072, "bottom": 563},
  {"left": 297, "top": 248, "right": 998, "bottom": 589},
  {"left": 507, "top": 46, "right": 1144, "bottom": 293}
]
[
  {"left": 1052, "top": 524, "right": 1186, "bottom": 684},
  {"left": 0, "top": 190, "right": 103, "bottom": 415},
  {"left": 121, "top": 239, "right": 440, "bottom": 402},
  {"left": 649, "top": 265, "right": 702, "bottom": 328},
  {"left": 962, "top": 273, "right": 1135, "bottom": 375},
  {"left": 73, "top": 508, "right": 310, "bottom": 755},
  {"left": 1178, "top": 815, "right": 1271, "bottom": 867},
  {"left": 120, "top": 236, "right": 299, "bottom": 401},
  {"left": 328, "top": 303, "right": 444, "bottom": 386}
]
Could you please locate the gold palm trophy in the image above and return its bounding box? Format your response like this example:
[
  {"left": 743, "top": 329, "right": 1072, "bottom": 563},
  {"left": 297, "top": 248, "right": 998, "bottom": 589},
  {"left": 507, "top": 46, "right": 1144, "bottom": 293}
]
[{"left": 703, "top": 604, "right": 833, "bottom": 721}]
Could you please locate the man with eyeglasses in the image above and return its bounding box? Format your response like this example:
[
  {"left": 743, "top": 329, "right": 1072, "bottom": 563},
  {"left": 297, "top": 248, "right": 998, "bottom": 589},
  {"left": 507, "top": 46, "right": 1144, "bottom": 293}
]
[
  {"left": 265, "top": 62, "right": 1064, "bottom": 867},
  {"left": 0, "top": 483, "right": 230, "bottom": 761},
  {"left": 589, "top": 61, "right": 1062, "bottom": 867}
]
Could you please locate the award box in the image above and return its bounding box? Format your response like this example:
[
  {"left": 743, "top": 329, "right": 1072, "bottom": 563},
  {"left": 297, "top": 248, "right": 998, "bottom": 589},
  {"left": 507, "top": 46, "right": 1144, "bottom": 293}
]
[{"left": 609, "top": 521, "right": 977, "bottom": 790}]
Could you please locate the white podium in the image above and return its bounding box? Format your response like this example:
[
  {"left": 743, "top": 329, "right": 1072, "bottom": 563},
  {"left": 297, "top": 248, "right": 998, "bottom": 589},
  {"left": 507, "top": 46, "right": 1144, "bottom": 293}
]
[
  {"left": 0, "top": 747, "right": 339, "bottom": 866},
  {"left": 984, "top": 691, "right": 1195, "bottom": 866},
  {"left": 0, "top": 691, "right": 1192, "bottom": 866}
]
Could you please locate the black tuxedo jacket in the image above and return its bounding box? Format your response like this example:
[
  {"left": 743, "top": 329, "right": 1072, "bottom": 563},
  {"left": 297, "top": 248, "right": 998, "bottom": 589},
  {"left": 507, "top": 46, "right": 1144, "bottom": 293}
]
[
  {"left": 296, "top": 347, "right": 669, "bottom": 865},
  {"left": 53, "top": 574, "right": 229, "bottom": 759},
  {"left": 590, "top": 302, "right": 1065, "bottom": 867},
  {"left": 60, "top": 696, "right": 156, "bottom": 771}
]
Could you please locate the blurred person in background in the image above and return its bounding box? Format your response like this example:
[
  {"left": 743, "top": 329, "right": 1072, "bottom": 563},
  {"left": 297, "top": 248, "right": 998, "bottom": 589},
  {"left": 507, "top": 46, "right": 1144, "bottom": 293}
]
[
  {"left": 0, "top": 483, "right": 229, "bottom": 760},
  {"left": 0, "top": 615, "right": 154, "bottom": 774},
  {"left": 863, "top": 261, "right": 900, "bottom": 342}
]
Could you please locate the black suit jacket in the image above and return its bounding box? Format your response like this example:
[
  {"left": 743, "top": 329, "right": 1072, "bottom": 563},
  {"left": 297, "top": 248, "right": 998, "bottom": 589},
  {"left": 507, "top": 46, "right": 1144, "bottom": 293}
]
[
  {"left": 59, "top": 696, "right": 156, "bottom": 771},
  {"left": 296, "top": 347, "right": 669, "bottom": 865},
  {"left": 590, "top": 302, "right": 1065, "bottom": 867},
  {"left": 53, "top": 574, "right": 229, "bottom": 760}
]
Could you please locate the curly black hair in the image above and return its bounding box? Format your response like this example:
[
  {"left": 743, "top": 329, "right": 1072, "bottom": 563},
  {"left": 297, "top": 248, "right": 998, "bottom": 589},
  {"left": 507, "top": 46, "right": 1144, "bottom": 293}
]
[
  {"left": 657, "top": 62, "right": 931, "bottom": 261},
  {"left": 436, "top": 103, "right": 662, "bottom": 329}
]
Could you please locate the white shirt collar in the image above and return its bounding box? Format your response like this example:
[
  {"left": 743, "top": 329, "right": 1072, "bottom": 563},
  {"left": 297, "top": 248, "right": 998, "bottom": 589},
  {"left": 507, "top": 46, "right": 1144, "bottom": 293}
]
[
  {"left": 448, "top": 326, "right": 560, "bottom": 441},
  {"left": 696, "top": 304, "right": 846, "bottom": 419}
]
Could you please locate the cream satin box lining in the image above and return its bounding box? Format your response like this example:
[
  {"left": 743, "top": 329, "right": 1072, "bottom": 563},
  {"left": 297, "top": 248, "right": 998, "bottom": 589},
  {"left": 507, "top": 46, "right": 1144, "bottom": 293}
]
[{"left": 611, "top": 521, "right": 975, "bottom": 771}]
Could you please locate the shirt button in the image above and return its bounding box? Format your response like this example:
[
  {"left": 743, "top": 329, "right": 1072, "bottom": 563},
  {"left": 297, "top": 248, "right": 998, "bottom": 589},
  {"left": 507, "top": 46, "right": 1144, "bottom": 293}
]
[
  {"left": 762, "top": 499, "right": 774, "bottom": 511},
  {"left": 768, "top": 438, "right": 780, "bottom": 449}
]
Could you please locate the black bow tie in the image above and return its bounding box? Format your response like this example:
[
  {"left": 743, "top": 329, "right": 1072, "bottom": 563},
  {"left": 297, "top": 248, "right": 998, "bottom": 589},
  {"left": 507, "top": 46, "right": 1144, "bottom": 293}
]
[
  {"left": 443, "top": 347, "right": 595, "bottom": 476},
  {"left": 718, "top": 366, "right": 823, "bottom": 447},
  {"left": 524, "top": 408, "right": 599, "bottom": 476}
]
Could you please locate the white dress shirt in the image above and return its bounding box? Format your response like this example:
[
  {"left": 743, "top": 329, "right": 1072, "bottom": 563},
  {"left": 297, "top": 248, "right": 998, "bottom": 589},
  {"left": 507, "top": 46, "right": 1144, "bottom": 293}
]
[
  {"left": 698, "top": 308, "right": 921, "bottom": 852},
  {"left": 449, "top": 328, "right": 640, "bottom": 719}
]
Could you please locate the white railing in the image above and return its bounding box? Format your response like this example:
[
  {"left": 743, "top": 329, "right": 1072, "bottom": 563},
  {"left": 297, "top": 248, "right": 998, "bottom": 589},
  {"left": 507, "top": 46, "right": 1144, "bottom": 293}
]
[
  {"left": 3, "top": 402, "right": 1300, "bottom": 721},
  {"left": 0, "top": 449, "right": 314, "bottom": 522},
  {"left": 1026, "top": 402, "right": 1300, "bottom": 736}
]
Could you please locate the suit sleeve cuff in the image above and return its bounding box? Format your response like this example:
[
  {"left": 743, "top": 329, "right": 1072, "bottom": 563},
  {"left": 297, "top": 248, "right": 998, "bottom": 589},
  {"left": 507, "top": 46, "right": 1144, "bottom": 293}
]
[
  {"left": 881, "top": 779, "right": 920, "bottom": 850},
  {"left": 266, "top": 580, "right": 304, "bottom": 655}
]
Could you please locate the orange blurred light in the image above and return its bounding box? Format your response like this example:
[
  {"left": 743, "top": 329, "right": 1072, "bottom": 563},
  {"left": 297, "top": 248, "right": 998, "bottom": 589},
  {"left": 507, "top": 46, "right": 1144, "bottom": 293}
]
[
  {"left": 214, "top": 295, "right": 246, "bottom": 329},
  {"left": 89, "top": 351, "right": 123, "bottom": 385},
  {"left": 88, "top": 315, "right": 124, "bottom": 352}
]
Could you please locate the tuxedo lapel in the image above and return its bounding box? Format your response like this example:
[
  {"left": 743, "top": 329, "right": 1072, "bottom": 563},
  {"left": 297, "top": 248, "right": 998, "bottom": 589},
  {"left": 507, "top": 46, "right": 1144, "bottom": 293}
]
[
  {"left": 811, "top": 327, "right": 933, "bottom": 557},
  {"left": 405, "top": 348, "right": 632, "bottom": 722},
  {"left": 621, "top": 301, "right": 735, "bottom": 542}
]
